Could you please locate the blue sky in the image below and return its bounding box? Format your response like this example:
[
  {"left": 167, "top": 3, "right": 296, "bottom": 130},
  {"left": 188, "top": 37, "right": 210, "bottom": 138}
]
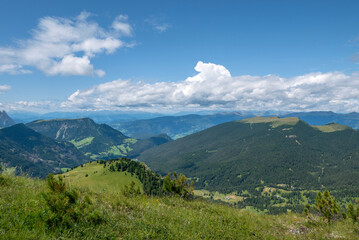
[{"left": 1, "top": 0, "right": 359, "bottom": 113}]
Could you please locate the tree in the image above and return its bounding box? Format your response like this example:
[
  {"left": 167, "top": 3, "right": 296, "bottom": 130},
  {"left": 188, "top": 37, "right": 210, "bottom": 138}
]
[
  {"left": 347, "top": 199, "right": 359, "bottom": 222},
  {"left": 163, "top": 172, "right": 194, "bottom": 199},
  {"left": 314, "top": 190, "right": 340, "bottom": 223}
]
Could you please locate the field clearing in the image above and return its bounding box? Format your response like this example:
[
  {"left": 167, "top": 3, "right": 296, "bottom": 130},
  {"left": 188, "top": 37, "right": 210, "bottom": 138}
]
[{"left": 194, "top": 189, "right": 243, "bottom": 203}]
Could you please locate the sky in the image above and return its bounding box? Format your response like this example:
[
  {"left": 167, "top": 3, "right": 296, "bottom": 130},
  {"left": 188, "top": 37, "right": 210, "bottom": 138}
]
[{"left": 1, "top": 0, "right": 359, "bottom": 113}]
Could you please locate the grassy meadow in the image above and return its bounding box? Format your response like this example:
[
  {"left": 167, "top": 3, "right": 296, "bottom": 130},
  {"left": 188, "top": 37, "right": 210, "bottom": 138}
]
[
  {"left": 1, "top": 166, "right": 359, "bottom": 239},
  {"left": 60, "top": 161, "right": 143, "bottom": 194}
]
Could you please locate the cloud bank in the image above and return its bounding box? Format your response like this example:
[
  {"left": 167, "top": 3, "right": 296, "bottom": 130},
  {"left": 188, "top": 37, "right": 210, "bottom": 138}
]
[
  {"left": 0, "top": 12, "right": 132, "bottom": 77},
  {"left": 61, "top": 61, "right": 359, "bottom": 112}
]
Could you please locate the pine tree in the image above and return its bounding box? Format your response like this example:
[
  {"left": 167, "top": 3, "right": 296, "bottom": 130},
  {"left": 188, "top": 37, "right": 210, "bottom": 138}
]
[{"left": 314, "top": 190, "right": 339, "bottom": 223}]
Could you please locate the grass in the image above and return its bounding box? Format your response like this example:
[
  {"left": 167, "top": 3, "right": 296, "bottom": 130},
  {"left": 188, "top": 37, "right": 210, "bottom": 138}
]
[
  {"left": 241, "top": 117, "right": 300, "bottom": 128},
  {"left": 1, "top": 171, "right": 359, "bottom": 239},
  {"left": 60, "top": 167, "right": 70, "bottom": 172},
  {"left": 313, "top": 123, "right": 352, "bottom": 132},
  {"left": 69, "top": 137, "right": 94, "bottom": 148},
  {"left": 60, "top": 161, "right": 143, "bottom": 194}
]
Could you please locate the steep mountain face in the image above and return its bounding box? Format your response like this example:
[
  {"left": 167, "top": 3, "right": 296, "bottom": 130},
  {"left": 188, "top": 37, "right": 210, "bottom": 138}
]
[
  {"left": 139, "top": 117, "right": 359, "bottom": 193},
  {"left": 0, "top": 110, "right": 15, "bottom": 128},
  {"left": 0, "top": 124, "right": 88, "bottom": 177},
  {"left": 26, "top": 118, "right": 131, "bottom": 159},
  {"left": 113, "top": 112, "right": 253, "bottom": 139},
  {"left": 26, "top": 118, "right": 171, "bottom": 160}
]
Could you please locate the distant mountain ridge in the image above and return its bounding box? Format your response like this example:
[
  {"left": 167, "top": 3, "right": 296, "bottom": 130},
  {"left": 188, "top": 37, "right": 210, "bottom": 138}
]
[
  {"left": 113, "top": 112, "right": 254, "bottom": 139},
  {"left": 0, "top": 110, "right": 15, "bottom": 128},
  {"left": 281, "top": 111, "right": 359, "bottom": 129},
  {"left": 139, "top": 116, "right": 359, "bottom": 194},
  {"left": 0, "top": 124, "right": 88, "bottom": 177}
]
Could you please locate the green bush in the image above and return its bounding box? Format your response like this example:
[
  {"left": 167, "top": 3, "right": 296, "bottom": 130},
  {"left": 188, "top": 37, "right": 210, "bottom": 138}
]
[
  {"left": 122, "top": 180, "right": 141, "bottom": 197},
  {"left": 163, "top": 172, "right": 194, "bottom": 199},
  {"left": 42, "top": 174, "right": 103, "bottom": 231}
]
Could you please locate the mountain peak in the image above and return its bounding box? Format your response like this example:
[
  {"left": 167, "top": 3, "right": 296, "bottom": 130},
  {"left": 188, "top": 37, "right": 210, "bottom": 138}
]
[{"left": 0, "top": 110, "right": 16, "bottom": 128}]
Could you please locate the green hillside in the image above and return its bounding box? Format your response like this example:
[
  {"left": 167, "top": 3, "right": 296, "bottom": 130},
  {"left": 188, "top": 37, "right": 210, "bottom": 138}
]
[
  {"left": 0, "top": 124, "right": 88, "bottom": 178},
  {"left": 2, "top": 169, "right": 359, "bottom": 239},
  {"left": 139, "top": 117, "right": 359, "bottom": 211},
  {"left": 60, "top": 161, "right": 143, "bottom": 194}
]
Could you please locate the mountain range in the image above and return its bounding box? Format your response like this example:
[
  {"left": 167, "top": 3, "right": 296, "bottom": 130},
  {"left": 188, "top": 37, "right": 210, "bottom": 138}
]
[{"left": 112, "top": 112, "right": 254, "bottom": 139}]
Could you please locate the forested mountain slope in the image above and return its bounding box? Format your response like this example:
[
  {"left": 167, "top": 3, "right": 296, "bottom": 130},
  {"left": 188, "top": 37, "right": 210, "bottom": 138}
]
[{"left": 139, "top": 117, "right": 359, "bottom": 193}]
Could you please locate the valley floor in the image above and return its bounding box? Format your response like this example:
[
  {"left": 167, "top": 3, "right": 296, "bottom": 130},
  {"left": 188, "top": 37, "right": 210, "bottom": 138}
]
[{"left": 1, "top": 173, "right": 359, "bottom": 239}]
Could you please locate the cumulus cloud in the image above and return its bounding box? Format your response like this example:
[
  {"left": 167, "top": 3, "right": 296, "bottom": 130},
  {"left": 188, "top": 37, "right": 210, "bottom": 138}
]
[
  {"left": 0, "top": 11, "right": 132, "bottom": 77},
  {"left": 0, "top": 85, "right": 11, "bottom": 93},
  {"left": 61, "top": 61, "right": 359, "bottom": 112}
]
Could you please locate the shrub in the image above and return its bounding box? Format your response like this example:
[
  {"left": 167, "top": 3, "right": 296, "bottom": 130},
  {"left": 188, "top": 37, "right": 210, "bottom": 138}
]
[
  {"left": 42, "top": 175, "right": 103, "bottom": 231},
  {"left": 163, "top": 172, "right": 194, "bottom": 199},
  {"left": 122, "top": 181, "right": 141, "bottom": 197}
]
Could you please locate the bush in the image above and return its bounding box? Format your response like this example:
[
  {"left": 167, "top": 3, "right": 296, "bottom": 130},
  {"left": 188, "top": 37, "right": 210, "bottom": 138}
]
[
  {"left": 122, "top": 181, "right": 141, "bottom": 197},
  {"left": 163, "top": 172, "right": 194, "bottom": 199},
  {"left": 42, "top": 175, "right": 103, "bottom": 231}
]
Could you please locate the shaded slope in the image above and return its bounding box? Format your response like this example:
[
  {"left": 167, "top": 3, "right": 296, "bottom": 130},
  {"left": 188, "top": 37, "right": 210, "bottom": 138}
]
[
  {"left": 139, "top": 117, "right": 359, "bottom": 193},
  {"left": 0, "top": 124, "right": 88, "bottom": 177},
  {"left": 128, "top": 134, "right": 172, "bottom": 158}
]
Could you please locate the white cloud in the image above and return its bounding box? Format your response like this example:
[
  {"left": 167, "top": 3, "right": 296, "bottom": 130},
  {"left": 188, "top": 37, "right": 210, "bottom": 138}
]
[
  {"left": 112, "top": 15, "right": 132, "bottom": 36},
  {"left": 4, "top": 100, "right": 56, "bottom": 112},
  {"left": 154, "top": 23, "right": 170, "bottom": 32},
  {"left": 0, "top": 85, "right": 11, "bottom": 93},
  {"left": 47, "top": 55, "right": 96, "bottom": 76},
  {"left": 0, "top": 11, "right": 132, "bottom": 77},
  {"left": 61, "top": 61, "right": 359, "bottom": 112},
  {"left": 145, "top": 17, "right": 171, "bottom": 33},
  {"left": 0, "top": 64, "right": 32, "bottom": 74}
]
